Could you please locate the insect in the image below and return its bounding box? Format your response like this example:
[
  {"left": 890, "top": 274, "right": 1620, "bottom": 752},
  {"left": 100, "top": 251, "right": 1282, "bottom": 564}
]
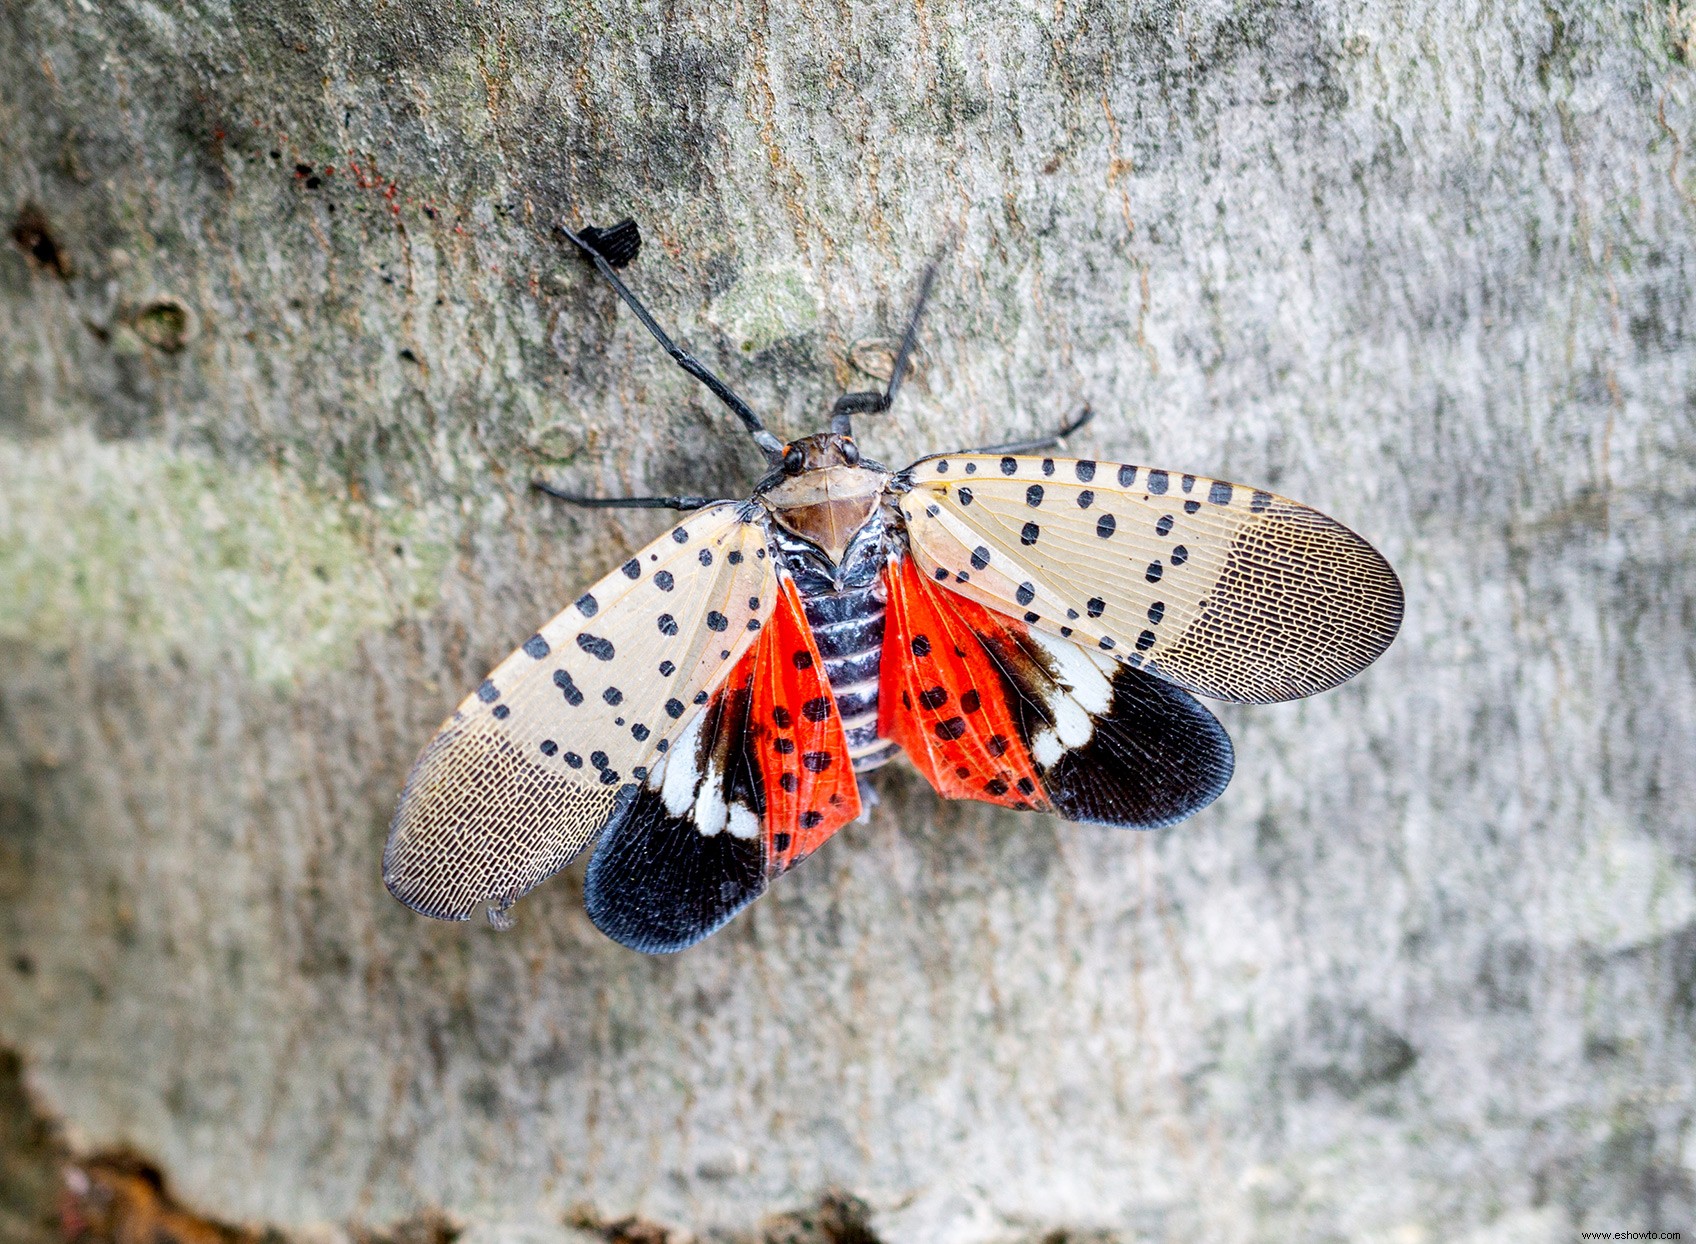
[{"left": 384, "top": 220, "right": 1404, "bottom": 953}]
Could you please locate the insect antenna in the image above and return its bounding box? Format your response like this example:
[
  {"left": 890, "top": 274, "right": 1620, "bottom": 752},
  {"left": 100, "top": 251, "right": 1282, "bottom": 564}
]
[
  {"left": 558, "top": 220, "right": 786, "bottom": 465},
  {"left": 830, "top": 258, "right": 940, "bottom": 437}
]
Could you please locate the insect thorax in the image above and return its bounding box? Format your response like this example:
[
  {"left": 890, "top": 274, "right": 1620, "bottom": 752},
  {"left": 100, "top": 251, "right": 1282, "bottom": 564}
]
[
  {"left": 767, "top": 500, "right": 902, "bottom": 771},
  {"left": 759, "top": 433, "right": 889, "bottom": 565}
]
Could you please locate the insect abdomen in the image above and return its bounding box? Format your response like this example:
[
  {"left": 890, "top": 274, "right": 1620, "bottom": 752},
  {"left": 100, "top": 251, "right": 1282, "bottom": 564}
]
[{"left": 800, "top": 584, "right": 900, "bottom": 771}]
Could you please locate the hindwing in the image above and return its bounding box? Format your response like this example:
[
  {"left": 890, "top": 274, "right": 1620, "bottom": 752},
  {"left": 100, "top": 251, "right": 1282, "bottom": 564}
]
[
  {"left": 383, "top": 503, "right": 776, "bottom": 923},
  {"left": 882, "top": 554, "right": 1234, "bottom": 828},
  {"left": 583, "top": 577, "right": 861, "bottom": 952},
  {"left": 880, "top": 555, "right": 1050, "bottom": 812},
  {"left": 899, "top": 455, "right": 1403, "bottom": 703}
]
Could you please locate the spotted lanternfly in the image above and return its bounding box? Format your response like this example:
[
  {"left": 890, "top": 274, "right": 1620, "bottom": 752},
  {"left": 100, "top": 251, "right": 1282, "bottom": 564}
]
[{"left": 383, "top": 219, "right": 1405, "bottom": 953}]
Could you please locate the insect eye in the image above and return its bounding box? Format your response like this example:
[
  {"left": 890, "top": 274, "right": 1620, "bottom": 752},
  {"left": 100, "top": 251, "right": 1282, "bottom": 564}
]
[
  {"left": 841, "top": 440, "right": 861, "bottom": 465},
  {"left": 783, "top": 446, "right": 806, "bottom": 474}
]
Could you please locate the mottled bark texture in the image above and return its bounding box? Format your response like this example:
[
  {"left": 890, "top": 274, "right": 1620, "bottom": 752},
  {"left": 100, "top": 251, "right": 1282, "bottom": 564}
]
[{"left": 2, "top": 0, "right": 1695, "bottom": 1240}]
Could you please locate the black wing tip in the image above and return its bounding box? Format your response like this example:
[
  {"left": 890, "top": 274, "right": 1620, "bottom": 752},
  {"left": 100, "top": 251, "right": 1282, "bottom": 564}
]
[
  {"left": 582, "top": 786, "right": 768, "bottom": 954},
  {"left": 575, "top": 218, "right": 642, "bottom": 268},
  {"left": 1041, "top": 666, "right": 1237, "bottom": 830},
  {"left": 582, "top": 897, "right": 737, "bottom": 954},
  {"left": 583, "top": 863, "right": 756, "bottom": 954}
]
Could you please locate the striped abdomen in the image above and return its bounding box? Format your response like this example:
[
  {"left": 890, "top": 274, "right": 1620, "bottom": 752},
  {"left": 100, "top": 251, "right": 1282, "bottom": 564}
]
[{"left": 800, "top": 582, "right": 901, "bottom": 772}]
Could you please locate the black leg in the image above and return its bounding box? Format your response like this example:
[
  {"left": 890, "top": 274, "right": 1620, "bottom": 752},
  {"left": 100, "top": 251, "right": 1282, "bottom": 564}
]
[
  {"left": 533, "top": 479, "right": 722, "bottom": 511},
  {"left": 831, "top": 258, "right": 942, "bottom": 436},
  {"left": 557, "top": 223, "right": 786, "bottom": 464},
  {"left": 947, "top": 406, "right": 1095, "bottom": 455}
]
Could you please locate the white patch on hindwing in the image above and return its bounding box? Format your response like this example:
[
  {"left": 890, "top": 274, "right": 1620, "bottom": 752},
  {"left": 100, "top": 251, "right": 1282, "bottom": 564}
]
[
  {"left": 727, "top": 805, "right": 761, "bottom": 840},
  {"left": 661, "top": 710, "right": 708, "bottom": 817},
  {"left": 652, "top": 688, "right": 761, "bottom": 840},
  {"left": 1027, "top": 629, "right": 1115, "bottom": 767},
  {"left": 695, "top": 766, "right": 729, "bottom": 837},
  {"left": 1029, "top": 630, "right": 1113, "bottom": 715}
]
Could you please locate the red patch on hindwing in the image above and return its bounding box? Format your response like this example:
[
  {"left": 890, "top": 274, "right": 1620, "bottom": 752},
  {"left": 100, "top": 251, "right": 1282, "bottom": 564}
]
[
  {"left": 880, "top": 556, "right": 1050, "bottom": 811},
  {"left": 748, "top": 578, "right": 861, "bottom": 873}
]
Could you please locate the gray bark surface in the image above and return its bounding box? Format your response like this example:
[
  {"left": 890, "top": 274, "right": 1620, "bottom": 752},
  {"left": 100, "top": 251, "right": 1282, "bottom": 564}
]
[{"left": 2, "top": 0, "right": 1694, "bottom": 1239}]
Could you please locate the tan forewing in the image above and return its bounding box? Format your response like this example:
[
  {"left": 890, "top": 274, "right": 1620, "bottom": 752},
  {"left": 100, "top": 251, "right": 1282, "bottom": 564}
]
[
  {"left": 899, "top": 456, "right": 1402, "bottom": 704},
  {"left": 384, "top": 503, "right": 776, "bottom": 921}
]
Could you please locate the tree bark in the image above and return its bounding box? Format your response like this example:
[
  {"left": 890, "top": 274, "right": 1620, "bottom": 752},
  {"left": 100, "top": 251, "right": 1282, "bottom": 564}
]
[{"left": 3, "top": 0, "right": 1695, "bottom": 1239}]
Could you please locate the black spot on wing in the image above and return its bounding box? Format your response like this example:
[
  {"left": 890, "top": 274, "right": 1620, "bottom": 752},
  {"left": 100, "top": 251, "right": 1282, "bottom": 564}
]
[
  {"left": 553, "top": 669, "right": 584, "bottom": 704},
  {"left": 577, "top": 633, "right": 615, "bottom": 661}
]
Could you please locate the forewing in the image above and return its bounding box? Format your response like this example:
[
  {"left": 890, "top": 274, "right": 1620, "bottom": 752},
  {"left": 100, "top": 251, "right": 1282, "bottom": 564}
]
[
  {"left": 383, "top": 503, "right": 776, "bottom": 922},
  {"left": 900, "top": 455, "right": 1403, "bottom": 704},
  {"left": 881, "top": 553, "right": 1233, "bottom": 828},
  {"left": 584, "top": 577, "right": 861, "bottom": 952}
]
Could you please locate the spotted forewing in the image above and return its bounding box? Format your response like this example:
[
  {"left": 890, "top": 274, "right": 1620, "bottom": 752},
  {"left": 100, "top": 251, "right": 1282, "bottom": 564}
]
[
  {"left": 900, "top": 455, "right": 1402, "bottom": 704},
  {"left": 383, "top": 503, "right": 774, "bottom": 922}
]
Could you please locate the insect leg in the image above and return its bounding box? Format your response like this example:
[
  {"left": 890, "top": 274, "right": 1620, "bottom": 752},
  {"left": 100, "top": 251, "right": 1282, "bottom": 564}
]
[
  {"left": 533, "top": 479, "right": 721, "bottom": 511},
  {"left": 831, "top": 258, "right": 941, "bottom": 436},
  {"left": 557, "top": 222, "right": 786, "bottom": 464},
  {"left": 945, "top": 405, "right": 1095, "bottom": 455}
]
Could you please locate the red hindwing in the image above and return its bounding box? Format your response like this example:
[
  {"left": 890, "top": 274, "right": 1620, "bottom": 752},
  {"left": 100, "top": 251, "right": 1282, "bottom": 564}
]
[
  {"left": 880, "top": 556, "right": 1050, "bottom": 812},
  {"left": 746, "top": 577, "right": 860, "bottom": 873}
]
